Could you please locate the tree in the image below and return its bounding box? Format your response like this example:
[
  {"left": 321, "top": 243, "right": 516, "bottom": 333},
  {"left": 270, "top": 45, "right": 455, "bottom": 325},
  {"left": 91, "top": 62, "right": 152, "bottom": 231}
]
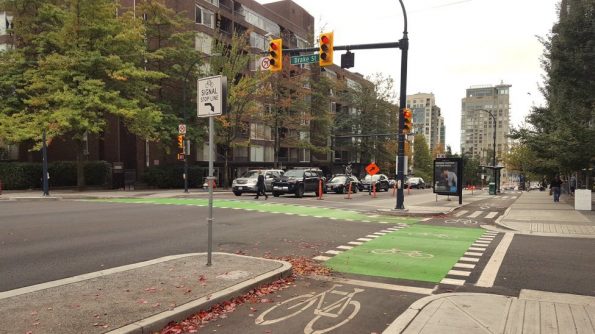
[
  {"left": 209, "top": 32, "right": 270, "bottom": 186},
  {"left": 512, "top": 0, "right": 595, "bottom": 173},
  {"left": 0, "top": 0, "right": 165, "bottom": 189},
  {"left": 413, "top": 133, "right": 432, "bottom": 181}
]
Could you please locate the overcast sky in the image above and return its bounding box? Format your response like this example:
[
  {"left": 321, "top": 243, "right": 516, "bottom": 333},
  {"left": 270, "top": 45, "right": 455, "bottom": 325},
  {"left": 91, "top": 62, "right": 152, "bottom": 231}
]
[{"left": 257, "top": 0, "right": 560, "bottom": 153}]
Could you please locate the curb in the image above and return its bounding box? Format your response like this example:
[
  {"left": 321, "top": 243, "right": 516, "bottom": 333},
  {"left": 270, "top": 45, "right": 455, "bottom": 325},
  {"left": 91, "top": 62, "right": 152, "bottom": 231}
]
[
  {"left": 382, "top": 292, "right": 507, "bottom": 334},
  {"left": 107, "top": 253, "right": 292, "bottom": 334}
]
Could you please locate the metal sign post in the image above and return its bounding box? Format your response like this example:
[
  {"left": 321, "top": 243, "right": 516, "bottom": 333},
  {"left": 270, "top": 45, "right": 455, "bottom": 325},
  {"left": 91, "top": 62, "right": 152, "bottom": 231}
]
[{"left": 197, "top": 75, "right": 227, "bottom": 266}]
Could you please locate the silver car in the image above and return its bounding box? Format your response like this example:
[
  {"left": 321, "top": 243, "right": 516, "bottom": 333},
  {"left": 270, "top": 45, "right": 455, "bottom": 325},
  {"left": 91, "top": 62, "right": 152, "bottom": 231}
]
[{"left": 232, "top": 170, "right": 284, "bottom": 196}]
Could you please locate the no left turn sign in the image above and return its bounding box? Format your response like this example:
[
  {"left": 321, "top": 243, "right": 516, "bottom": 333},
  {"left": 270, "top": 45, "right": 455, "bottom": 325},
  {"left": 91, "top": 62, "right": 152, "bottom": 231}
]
[{"left": 260, "top": 57, "right": 271, "bottom": 70}]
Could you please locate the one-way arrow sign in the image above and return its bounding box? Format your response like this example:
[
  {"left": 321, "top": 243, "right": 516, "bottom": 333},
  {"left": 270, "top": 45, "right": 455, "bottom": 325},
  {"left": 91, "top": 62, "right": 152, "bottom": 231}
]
[{"left": 197, "top": 75, "right": 227, "bottom": 118}]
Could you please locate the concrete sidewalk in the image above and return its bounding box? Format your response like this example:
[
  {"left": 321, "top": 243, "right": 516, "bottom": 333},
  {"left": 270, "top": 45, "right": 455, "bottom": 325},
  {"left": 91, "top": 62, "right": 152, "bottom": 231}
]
[
  {"left": 0, "top": 253, "right": 291, "bottom": 334},
  {"left": 384, "top": 290, "right": 595, "bottom": 334},
  {"left": 497, "top": 191, "right": 595, "bottom": 237}
]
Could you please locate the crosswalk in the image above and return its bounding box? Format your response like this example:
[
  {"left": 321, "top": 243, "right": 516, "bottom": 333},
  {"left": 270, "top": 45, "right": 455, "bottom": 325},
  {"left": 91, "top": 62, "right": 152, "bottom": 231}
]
[{"left": 452, "top": 209, "right": 501, "bottom": 220}]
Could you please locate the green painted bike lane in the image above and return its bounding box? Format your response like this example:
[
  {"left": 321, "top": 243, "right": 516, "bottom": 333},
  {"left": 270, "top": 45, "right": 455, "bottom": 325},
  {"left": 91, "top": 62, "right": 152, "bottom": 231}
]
[
  {"left": 325, "top": 225, "right": 484, "bottom": 283},
  {"left": 94, "top": 198, "right": 419, "bottom": 225}
]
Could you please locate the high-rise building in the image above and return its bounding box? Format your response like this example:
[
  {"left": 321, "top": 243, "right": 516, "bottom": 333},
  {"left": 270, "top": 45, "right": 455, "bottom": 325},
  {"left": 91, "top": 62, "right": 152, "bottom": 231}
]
[
  {"left": 406, "top": 93, "right": 444, "bottom": 152},
  {"left": 460, "top": 83, "right": 511, "bottom": 165}
]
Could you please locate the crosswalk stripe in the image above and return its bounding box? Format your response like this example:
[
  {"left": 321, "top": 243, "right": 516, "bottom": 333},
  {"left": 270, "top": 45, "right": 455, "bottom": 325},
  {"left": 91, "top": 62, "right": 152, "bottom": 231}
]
[
  {"left": 373, "top": 232, "right": 387, "bottom": 236},
  {"left": 454, "top": 263, "right": 475, "bottom": 269},
  {"left": 313, "top": 256, "right": 331, "bottom": 261},
  {"left": 366, "top": 235, "right": 380, "bottom": 238},
  {"left": 478, "top": 237, "right": 494, "bottom": 241},
  {"left": 325, "top": 250, "right": 342, "bottom": 255},
  {"left": 464, "top": 251, "right": 484, "bottom": 257},
  {"left": 348, "top": 241, "right": 363, "bottom": 245},
  {"left": 468, "top": 211, "right": 482, "bottom": 218},
  {"left": 469, "top": 247, "right": 486, "bottom": 251},
  {"left": 485, "top": 212, "right": 498, "bottom": 219},
  {"left": 337, "top": 245, "right": 353, "bottom": 250},
  {"left": 459, "top": 257, "right": 480, "bottom": 263},
  {"left": 448, "top": 270, "right": 471, "bottom": 277},
  {"left": 440, "top": 278, "right": 465, "bottom": 286},
  {"left": 454, "top": 210, "right": 468, "bottom": 217},
  {"left": 357, "top": 238, "right": 373, "bottom": 242}
]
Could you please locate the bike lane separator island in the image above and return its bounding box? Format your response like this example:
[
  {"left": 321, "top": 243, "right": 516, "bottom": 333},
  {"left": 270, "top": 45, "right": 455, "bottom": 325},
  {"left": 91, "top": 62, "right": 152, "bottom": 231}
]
[
  {"left": 321, "top": 225, "right": 488, "bottom": 285},
  {"left": 90, "top": 198, "right": 420, "bottom": 225}
]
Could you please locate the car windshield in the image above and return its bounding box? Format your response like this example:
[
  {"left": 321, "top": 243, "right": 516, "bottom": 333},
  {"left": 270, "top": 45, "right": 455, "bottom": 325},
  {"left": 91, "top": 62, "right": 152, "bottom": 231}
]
[
  {"left": 330, "top": 176, "right": 347, "bottom": 183},
  {"left": 364, "top": 175, "right": 381, "bottom": 181},
  {"left": 284, "top": 170, "right": 305, "bottom": 178},
  {"left": 241, "top": 171, "right": 260, "bottom": 178}
]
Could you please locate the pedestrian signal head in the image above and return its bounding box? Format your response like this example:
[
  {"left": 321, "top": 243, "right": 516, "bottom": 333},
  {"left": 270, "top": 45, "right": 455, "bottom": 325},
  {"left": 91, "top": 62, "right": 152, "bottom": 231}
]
[
  {"left": 268, "top": 39, "right": 282, "bottom": 72},
  {"left": 177, "top": 135, "right": 184, "bottom": 149},
  {"left": 319, "top": 32, "right": 334, "bottom": 67}
]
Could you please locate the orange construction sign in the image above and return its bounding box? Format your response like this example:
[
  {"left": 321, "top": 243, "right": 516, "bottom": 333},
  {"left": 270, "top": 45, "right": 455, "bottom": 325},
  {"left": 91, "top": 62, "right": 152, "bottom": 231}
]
[{"left": 365, "top": 162, "right": 380, "bottom": 176}]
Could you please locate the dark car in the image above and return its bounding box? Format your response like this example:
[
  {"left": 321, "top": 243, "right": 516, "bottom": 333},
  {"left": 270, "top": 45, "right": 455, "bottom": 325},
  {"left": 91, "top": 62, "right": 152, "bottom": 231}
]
[
  {"left": 361, "top": 174, "right": 390, "bottom": 192},
  {"left": 325, "top": 175, "right": 360, "bottom": 194},
  {"left": 407, "top": 177, "right": 426, "bottom": 189},
  {"left": 272, "top": 168, "right": 325, "bottom": 198}
]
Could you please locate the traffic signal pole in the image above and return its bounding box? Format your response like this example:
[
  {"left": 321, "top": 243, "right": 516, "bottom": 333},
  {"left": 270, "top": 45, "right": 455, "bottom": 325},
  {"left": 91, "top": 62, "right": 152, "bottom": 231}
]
[{"left": 396, "top": 0, "right": 409, "bottom": 210}]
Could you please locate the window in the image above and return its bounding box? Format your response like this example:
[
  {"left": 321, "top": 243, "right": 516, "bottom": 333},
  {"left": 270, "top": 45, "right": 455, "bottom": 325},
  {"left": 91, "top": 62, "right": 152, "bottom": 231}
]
[
  {"left": 204, "top": 0, "right": 219, "bottom": 6},
  {"left": 249, "top": 32, "right": 266, "bottom": 51},
  {"left": 250, "top": 145, "right": 264, "bottom": 162},
  {"left": 241, "top": 6, "right": 280, "bottom": 36},
  {"left": 195, "top": 32, "right": 213, "bottom": 54},
  {"left": 250, "top": 123, "right": 272, "bottom": 140},
  {"left": 299, "top": 149, "right": 310, "bottom": 163},
  {"left": 196, "top": 5, "right": 214, "bottom": 28}
]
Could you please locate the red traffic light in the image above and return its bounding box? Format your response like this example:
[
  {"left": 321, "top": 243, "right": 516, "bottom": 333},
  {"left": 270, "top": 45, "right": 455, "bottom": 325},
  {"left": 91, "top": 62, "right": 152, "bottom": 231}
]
[
  {"left": 321, "top": 35, "right": 330, "bottom": 44},
  {"left": 270, "top": 42, "right": 279, "bottom": 50}
]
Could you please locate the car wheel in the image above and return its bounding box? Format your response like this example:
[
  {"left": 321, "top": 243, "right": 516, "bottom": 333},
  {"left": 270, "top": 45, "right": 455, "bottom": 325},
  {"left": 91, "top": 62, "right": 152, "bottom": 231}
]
[
  {"left": 295, "top": 185, "right": 304, "bottom": 198},
  {"left": 233, "top": 191, "right": 242, "bottom": 196},
  {"left": 273, "top": 192, "right": 281, "bottom": 197}
]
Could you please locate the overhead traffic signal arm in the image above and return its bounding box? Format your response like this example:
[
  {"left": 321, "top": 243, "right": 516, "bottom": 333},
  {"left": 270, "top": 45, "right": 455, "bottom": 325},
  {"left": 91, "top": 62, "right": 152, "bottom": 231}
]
[
  {"left": 319, "top": 32, "right": 334, "bottom": 67},
  {"left": 268, "top": 39, "right": 283, "bottom": 72}
]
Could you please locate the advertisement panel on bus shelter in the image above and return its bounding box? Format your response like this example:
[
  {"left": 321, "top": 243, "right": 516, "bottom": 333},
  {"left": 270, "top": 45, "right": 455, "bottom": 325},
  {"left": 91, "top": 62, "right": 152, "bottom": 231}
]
[{"left": 433, "top": 158, "right": 463, "bottom": 196}]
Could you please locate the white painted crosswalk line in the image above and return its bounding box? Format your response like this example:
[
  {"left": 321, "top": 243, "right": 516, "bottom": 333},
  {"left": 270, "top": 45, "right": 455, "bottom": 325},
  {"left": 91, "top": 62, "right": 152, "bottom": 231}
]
[
  {"left": 348, "top": 241, "right": 363, "bottom": 245},
  {"left": 440, "top": 278, "right": 465, "bottom": 286},
  {"left": 448, "top": 270, "right": 471, "bottom": 277},
  {"left": 485, "top": 211, "right": 498, "bottom": 219},
  {"left": 459, "top": 257, "right": 480, "bottom": 263},
  {"left": 357, "top": 238, "right": 373, "bottom": 242},
  {"left": 337, "top": 245, "right": 353, "bottom": 250},
  {"left": 454, "top": 210, "right": 468, "bottom": 217},
  {"left": 468, "top": 211, "right": 483, "bottom": 218},
  {"left": 464, "top": 251, "right": 484, "bottom": 257},
  {"left": 313, "top": 256, "right": 331, "bottom": 261},
  {"left": 325, "top": 250, "right": 342, "bottom": 255},
  {"left": 469, "top": 247, "right": 486, "bottom": 251},
  {"left": 366, "top": 235, "right": 380, "bottom": 238},
  {"left": 454, "top": 263, "right": 475, "bottom": 269}
]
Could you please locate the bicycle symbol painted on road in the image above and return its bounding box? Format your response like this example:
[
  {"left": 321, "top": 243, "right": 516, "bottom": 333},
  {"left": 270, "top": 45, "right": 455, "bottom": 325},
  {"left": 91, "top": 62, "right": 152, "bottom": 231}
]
[
  {"left": 371, "top": 248, "right": 434, "bottom": 259},
  {"left": 255, "top": 284, "right": 364, "bottom": 334},
  {"left": 444, "top": 218, "right": 478, "bottom": 225}
]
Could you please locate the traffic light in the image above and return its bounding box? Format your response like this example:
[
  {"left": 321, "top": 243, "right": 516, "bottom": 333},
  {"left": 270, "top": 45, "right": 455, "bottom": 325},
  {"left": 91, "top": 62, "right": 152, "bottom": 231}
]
[
  {"left": 403, "top": 108, "right": 413, "bottom": 133},
  {"left": 268, "top": 39, "right": 282, "bottom": 72},
  {"left": 177, "top": 135, "right": 184, "bottom": 149},
  {"left": 319, "top": 32, "right": 334, "bottom": 67}
]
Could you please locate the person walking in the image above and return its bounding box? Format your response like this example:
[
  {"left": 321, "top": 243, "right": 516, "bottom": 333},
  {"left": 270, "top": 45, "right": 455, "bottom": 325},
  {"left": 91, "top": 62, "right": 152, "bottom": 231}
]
[
  {"left": 255, "top": 170, "right": 268, "bottom": 200},
  {"left": 550, "top": 175, "right": 563, "bottom": 202}
]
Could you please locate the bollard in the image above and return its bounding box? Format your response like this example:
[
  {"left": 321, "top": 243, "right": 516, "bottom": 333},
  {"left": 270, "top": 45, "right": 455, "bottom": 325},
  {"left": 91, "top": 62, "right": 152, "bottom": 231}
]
[{"left": 345, "top": 182, "right": 353, "bottom": 199}]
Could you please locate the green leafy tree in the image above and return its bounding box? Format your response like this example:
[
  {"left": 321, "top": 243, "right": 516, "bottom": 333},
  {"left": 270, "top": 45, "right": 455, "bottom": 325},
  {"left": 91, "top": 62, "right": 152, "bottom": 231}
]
[
  {"left": 0, "top": 0, "right": 165, "bottom": 189},
  {"left": 512, "top": 0, "right": 595, "bottom": 174},
  {"left": 413, "top": 133, "right": 432, "bottom": 180}
]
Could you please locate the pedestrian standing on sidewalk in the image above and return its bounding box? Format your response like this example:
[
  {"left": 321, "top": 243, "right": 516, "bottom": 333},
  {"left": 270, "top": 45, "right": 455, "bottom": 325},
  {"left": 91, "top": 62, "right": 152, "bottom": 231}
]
[
  {"left": 255, "top": 170, "right": 268, "bottom": 200},
  {"left": 550, "top": 175, "right": 563, "bottom": 202}
]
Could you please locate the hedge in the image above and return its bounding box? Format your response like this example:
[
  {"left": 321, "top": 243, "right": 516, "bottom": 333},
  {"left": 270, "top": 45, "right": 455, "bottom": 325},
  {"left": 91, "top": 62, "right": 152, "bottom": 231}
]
[
  {"left": 0, "top": 161, "right": 111, "bottom": 190},
  {"left": 142, "top": 165, "right": 209, "bottom": 188}
]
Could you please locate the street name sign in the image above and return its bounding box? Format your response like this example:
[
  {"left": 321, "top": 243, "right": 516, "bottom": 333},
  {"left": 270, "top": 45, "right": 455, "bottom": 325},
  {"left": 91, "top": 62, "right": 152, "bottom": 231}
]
[
  {"left": 290, "top": 54, "right": 319, "bottom": 65},
  {"left": 197, "top": 75, "right": 227, "bottom": 118}
]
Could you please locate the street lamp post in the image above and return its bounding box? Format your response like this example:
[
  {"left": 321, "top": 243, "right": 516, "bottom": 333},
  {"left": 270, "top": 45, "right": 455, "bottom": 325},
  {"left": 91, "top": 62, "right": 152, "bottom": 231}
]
[
  {"left": 477, "top": 109, "right": 496, "bottom": 194},
  {"left": 396, "top": 0, "right": 408, "bottom": 210}
]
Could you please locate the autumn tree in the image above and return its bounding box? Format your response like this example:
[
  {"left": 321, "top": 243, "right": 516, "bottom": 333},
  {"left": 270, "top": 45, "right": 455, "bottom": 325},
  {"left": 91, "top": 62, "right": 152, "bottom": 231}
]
[
  {"left": 0, "top": 0, "right": 165, "bottom": 189},
  {"left": 413, "top": 133, "right": 432, "bottom": 181}
]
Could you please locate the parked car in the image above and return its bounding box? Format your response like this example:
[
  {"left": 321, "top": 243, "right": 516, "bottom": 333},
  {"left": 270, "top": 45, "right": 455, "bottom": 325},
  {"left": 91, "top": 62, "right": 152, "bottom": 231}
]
[
  {"left": 407, "top": 177, "right": 426, "bottom": 189},
  {"left": 325, "top": 175, "right": 360, "bottom": 194},
  {"left": 232, "top": 169, "right": 284, "bottom": 196},
  {"left": 272, "top": 168, "right": 325, "bottom": 198},
  {"left": 361, "top": 174, "right": 390, "bottom": 192}
]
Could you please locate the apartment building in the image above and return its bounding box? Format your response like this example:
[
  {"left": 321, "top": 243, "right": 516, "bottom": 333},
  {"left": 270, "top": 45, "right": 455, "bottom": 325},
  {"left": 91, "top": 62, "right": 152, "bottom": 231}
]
[
  {"left": 406, "top": 93, "right": 444, "bottom": 152},
  {"left": 460, "top": 83, "right": 511, "bottom": 165}
]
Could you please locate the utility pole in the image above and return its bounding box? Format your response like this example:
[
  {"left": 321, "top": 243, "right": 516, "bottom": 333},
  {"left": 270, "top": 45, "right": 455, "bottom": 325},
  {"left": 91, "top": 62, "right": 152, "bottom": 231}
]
[{"left": 396, "top": 0, "right": 409, "bottom": 210}]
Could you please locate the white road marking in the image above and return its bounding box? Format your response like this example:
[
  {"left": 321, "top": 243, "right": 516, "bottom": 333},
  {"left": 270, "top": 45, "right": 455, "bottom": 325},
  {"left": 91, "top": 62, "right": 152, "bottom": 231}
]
[
  {"left": 380, "top": 230, "right": 393, "bottom": 233},
  {"left": 387, "top": 227, "right": 400, "bottom": 231},
  {"left": 454, "top": 210, "right": 468, "bottom": 217},
  {"left": 478, "top": 237, "right": 494, "bottom": 241},
  {"left": 454, "top": 263, "right": 476, "bottom": 269},
  {"left": 476, "top": 232, "right": 514, "bottom": 287},
  {"left": 469, "top": 247, "right": 486, "bottom": 251},
  {"left": 366, "top": 235, "right": 380, "bottom": 238},
  {"left": 472, "top": 243, "right": 488, "bottom": 247},
  {"left": 448, "top": 270, "right": 471, "bottom": 277},
  {"left": 325, "top": 250, "right": 342, "bottom": 255},
  {"left": 468, "top": 210, "right": 483, "bottom": 218},
  {"left": 337, "top": 245, "right": 353, "bottom": 250},
  {"left": 421, "top": 218, "right": 432, "bottom": 221},
  {"left": 373, "top": 232, "right": 387, "bottom": 236},
  {"left": 348, "top": 241, "right": 363, "bottom": 245},
  {"left": 311, "top": 276, "right": 434, "bottom": 295},
  {"left": 464, "top": 251, "right": 484, "bottom": 257},
  {"left": 440, "top": 278, "right": 465, "bottom": 286},
  {"left": 313, "top": 256, "right": 331, "bottom": 261},
  {"left": 485, "top": 211, "right": 499, "bottom": 219},
  {"left": 459, "top": 257, "right": 480, "bottom": 263},
  {"left": 475, "top": 240, "right": 491, "bottom": 244},
  {"left": 357, "top": 238, "right": 373, "bottom": 242}
]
